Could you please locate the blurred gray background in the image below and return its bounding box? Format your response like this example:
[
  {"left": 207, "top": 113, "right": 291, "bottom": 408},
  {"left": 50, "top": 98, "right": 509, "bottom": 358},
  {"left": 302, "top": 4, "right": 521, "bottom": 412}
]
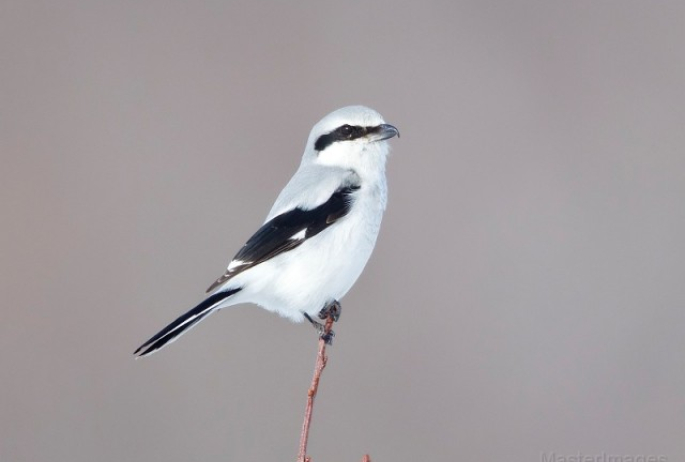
[{"left": 2, "top": 1, "right": 684, "bottom": 461}]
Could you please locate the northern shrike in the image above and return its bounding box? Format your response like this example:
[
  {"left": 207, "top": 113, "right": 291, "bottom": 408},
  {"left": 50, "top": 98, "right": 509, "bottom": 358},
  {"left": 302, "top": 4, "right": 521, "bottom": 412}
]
[{"left": 134, "top": 106, "right": 398, "bottom": 357}]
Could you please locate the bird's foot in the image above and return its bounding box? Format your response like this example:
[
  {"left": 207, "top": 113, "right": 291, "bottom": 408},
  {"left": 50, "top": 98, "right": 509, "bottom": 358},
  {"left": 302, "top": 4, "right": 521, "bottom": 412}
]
[
  {"left": 304, "top": 312, "right": 336, "bottom": 345},
  {"left": 320, "top": 328, "right": 335, "bottom": 345},
  {"left": 318, "top": 300, "right": 342, "bottom": 322}
]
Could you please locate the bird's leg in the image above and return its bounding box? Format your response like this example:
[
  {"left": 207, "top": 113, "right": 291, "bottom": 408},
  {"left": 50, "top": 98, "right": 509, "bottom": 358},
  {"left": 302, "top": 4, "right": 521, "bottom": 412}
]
[
  {"left": 304, "top": 300, "right": 341, "bottom": 345},
  {"left": 318, "top": 300, "right": 342, "bottom": 322},
  {"left": 304, "top": 313, "right": 324, "bottom": 334},
  {"left": 304, "top": 313, "right": 333, "bottom": 344}
]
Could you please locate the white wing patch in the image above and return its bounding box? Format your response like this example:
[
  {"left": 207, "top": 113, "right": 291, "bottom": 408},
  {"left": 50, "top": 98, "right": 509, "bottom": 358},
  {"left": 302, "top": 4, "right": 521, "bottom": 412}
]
[
  {"left": 227, "top": 259, "right": 247, "bottom": 271},
  {"left": 289, "top": 229, "right": 307, "bottom": 241}
]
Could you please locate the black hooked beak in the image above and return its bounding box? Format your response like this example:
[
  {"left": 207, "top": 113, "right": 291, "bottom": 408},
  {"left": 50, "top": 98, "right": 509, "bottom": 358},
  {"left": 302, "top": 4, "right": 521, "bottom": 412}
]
[{"left": 367, "top": 123, "right": 400, "bottom": 142}]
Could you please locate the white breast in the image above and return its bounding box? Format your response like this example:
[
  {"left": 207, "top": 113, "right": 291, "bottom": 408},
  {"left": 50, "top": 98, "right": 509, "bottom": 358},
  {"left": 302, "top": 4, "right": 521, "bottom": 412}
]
[{"left": 227, "top": 180, "right": 387, "bottom": 322}]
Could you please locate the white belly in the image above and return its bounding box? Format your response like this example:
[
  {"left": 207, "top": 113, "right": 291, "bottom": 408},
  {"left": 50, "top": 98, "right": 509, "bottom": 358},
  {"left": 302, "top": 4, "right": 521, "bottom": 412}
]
[{"left": 226, "top": 185, "right": 385, "bottom": 322}]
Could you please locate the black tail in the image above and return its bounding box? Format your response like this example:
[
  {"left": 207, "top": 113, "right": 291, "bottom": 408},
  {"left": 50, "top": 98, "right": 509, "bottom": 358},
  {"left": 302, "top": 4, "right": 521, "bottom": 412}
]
[{"left": 134, "top": 288, "right": 241, "bottom": 357}]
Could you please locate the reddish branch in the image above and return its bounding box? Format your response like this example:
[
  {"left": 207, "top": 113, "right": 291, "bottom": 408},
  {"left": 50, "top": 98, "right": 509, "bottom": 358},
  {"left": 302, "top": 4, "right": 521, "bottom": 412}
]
[
  {"left": 296, "top": 317, "right": 371, "bottom": 462},
  {"left": 297, "top": 316, "right": 333, "bottom": 462}
]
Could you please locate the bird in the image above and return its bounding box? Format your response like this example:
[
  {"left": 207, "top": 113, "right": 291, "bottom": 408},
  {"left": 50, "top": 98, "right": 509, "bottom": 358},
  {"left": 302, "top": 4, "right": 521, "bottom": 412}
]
[{"left": 134, "top": 106, "right": 399, "bottom": 357}]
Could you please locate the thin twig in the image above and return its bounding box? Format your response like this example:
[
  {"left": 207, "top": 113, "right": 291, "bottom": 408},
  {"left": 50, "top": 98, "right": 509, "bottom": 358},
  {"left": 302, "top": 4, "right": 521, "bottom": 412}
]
[{"left": 297, "top": 316, "right": 334, "bottom": 462}]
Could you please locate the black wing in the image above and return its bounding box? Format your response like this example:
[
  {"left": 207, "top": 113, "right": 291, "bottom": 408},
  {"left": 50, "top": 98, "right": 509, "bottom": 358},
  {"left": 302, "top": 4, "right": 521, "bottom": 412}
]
[{"left": 206, "top": 185, "right": 360, "bottom": 293}]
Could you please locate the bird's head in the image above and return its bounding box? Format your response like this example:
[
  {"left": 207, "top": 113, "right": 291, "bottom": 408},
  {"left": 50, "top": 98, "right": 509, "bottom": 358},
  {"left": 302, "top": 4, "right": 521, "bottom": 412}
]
[{"left": 303, "top": 106, "right": 399, "bottom": 179}]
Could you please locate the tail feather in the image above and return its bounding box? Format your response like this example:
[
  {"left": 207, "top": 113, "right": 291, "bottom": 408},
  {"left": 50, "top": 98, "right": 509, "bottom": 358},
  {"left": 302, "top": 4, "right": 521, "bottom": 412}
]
[{"left": 134, "top": 288, "right": 241, "bottom": 357}]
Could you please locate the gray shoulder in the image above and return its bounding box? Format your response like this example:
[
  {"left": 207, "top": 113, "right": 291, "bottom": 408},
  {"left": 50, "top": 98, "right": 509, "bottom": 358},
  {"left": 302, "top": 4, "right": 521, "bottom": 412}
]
[{"left": 266, "top": 165, "right": 359, "bottom": 220}]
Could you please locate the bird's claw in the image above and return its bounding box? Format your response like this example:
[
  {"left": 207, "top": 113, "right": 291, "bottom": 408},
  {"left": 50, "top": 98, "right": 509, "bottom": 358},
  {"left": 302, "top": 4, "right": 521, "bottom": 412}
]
[
  {"left": 304, "top": 310, "right": 337, "bottom": 345},
  {"left": 318, "top": 300, "right": 342, "bottom": 322},
  {"left": 321, "top": 330, "right": 335, "bottom": 345}
]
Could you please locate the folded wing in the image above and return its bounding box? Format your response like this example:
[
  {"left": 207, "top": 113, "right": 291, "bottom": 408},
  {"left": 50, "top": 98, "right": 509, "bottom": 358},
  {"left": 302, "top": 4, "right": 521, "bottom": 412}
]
[{"left": 206, "top": 185, "right": 360, "bottom": 293}]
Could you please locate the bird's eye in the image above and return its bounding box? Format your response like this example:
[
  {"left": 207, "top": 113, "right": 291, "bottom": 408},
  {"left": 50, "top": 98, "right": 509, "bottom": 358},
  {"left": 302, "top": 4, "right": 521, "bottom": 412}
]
[{"left": 339, "top": 125, "right": 354, "bottom": 138}]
